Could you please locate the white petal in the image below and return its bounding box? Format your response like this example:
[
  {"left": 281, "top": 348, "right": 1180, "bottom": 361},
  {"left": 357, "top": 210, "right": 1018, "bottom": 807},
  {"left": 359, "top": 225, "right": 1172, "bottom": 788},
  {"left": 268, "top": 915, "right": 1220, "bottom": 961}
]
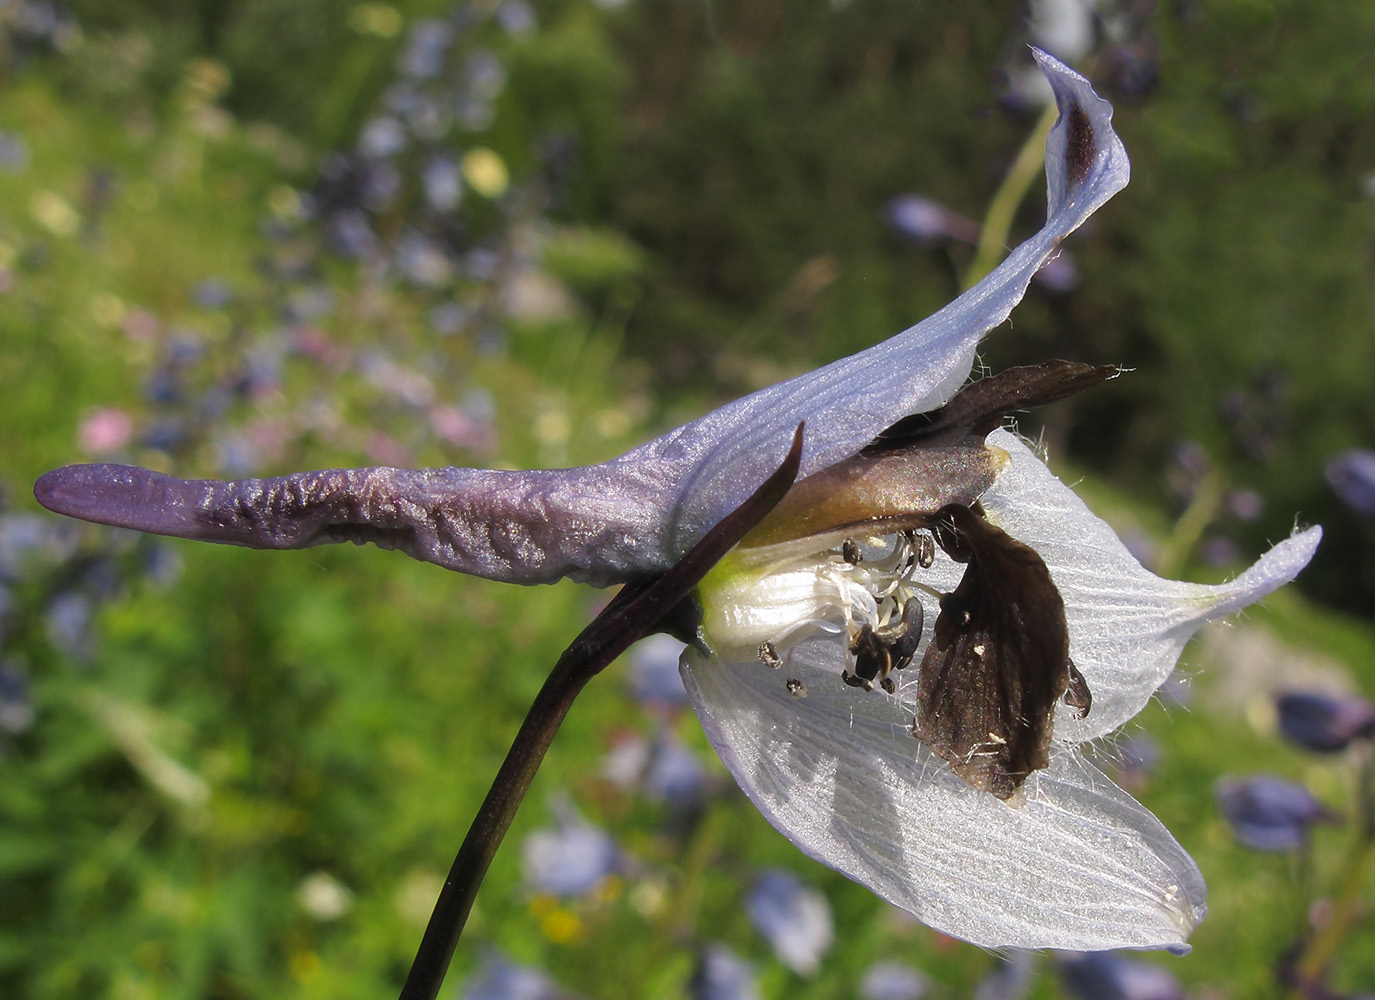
[
  {"left": 681, "top": 643, "right": 1205, "bottom": 951},
  {"left": 980, "top": 429, "right": 1323, "bottom": 741},
  {"left": 644, "top": 51, "right": 1131, "bottom": 557}
]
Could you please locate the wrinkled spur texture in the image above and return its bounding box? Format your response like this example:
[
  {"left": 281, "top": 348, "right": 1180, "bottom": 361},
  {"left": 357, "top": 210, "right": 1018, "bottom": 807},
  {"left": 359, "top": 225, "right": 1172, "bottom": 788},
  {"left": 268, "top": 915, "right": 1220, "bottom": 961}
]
[
  {"left": 34, "top": 51, "right": 1127, "bottom": 588},
  {"left": 30, "top": 52, "right": 1321, "bottom": 954}
]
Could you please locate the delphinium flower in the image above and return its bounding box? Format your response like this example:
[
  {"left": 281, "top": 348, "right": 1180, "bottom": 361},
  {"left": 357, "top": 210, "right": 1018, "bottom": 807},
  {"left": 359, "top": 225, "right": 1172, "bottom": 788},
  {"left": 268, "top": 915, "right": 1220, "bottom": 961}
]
[
  {"left": 745, "top": 868, "right": 834, "bottom": 976},
  {"left": 1057, "top": 951, "right": 1184, "bottom": 1000},
  {"left": 33, "top": 53, "right": 1321, "bottom": 959},
  {"left": 520, "top": 807, "right": 620, "bottom": 898},
  {"left": 690, "top": 943, "right": 761, "bottom": 1000},
  {"left": 1326, "top": 450, "right": 1375, "bottom": 520},
  {"left": 1276, "top": 691, "right": 1375, "bottom": 755},
  {"left": 460, "top": 951, "right": 578, "bottom": 1000},
  {"left": 1214, "top": 775, "right": 1336, "bottom": 852},
  {"left": 859, "top": 959, "right": 928, "bottom": 1000},
  {"left": 973, "top": 950, "right": 1036, "bottom": 1000}
]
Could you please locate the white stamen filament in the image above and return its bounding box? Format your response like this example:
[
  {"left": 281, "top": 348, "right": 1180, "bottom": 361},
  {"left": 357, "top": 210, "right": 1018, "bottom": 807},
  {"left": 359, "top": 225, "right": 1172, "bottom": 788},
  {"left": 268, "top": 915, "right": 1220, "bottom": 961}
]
[{"left": 700, "top": 530, "right": 953, "bottom": 696}]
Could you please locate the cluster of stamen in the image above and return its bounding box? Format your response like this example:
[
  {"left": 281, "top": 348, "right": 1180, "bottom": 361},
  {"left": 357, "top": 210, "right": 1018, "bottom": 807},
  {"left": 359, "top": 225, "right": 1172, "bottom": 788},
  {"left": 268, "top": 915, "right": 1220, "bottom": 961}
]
[{"left": 755, "top": 528, "right": 938, "bottom": 698}]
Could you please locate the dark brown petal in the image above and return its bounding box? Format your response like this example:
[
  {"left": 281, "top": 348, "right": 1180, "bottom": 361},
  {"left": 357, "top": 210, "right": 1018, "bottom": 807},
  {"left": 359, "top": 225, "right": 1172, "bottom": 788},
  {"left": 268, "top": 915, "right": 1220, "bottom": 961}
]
[{"left": 912, "top": 504, "right": 1080, "bottom": 800}]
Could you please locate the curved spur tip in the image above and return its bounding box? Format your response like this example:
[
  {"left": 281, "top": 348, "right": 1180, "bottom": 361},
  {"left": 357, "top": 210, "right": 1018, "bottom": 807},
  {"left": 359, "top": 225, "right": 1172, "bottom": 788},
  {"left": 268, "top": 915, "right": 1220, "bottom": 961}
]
[
  {"left": 34, "top": 463, "right": 189, "bottom": 535},
  {"left": 34, "top": 464, "right": 111, "bottom": 518}
]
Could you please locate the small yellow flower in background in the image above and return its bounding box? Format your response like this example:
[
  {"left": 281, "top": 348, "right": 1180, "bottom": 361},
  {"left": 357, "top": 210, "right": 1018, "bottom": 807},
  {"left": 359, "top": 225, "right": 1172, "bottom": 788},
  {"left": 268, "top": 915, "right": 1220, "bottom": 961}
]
[
  {"left": 90, "top": 293, "right": 126, "bottom": 328},
  {"left": 348, "top": 3, "right": 403, "bottom": 38},
  {"left": 461, "top": 148, "right": 509, "bottom": 199},
  {"left": 30, "top": 191, "right": 80, "bottom": 237},
  {"left": 183, "top": 58, "right": 231, "bottom": 102}
]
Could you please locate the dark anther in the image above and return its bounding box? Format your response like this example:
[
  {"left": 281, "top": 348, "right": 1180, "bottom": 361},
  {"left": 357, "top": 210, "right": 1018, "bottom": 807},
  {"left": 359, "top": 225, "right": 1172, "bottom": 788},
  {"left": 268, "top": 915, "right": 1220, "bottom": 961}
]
[
  {"left": 758, "top": 641, "right": 782, "bottom": 669},
  {"left": 914, "top": 532, "right": 935, "bottom": 569},
  {"left": 842, "top": 668, "right": 871, "bottom": 690},
  {"left": 846, "top": 598, "right": 925, "bottom": 695},
  {"left": 842, "top": 537, "right": 862, "bottom": 566}
]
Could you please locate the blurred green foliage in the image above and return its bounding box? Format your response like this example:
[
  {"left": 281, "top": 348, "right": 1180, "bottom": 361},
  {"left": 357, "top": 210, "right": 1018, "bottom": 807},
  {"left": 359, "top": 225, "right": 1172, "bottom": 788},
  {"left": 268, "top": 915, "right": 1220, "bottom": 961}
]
[{"left": 2, "top": 1, "right": 1374, "bottom": 998}]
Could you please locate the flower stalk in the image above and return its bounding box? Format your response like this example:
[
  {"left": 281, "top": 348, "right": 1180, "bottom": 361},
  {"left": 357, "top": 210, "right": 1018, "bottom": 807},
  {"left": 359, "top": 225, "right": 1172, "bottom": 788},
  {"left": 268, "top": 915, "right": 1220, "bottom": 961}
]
[{"left": 397, "top": 428, "right": 803, "bottom": 1000}]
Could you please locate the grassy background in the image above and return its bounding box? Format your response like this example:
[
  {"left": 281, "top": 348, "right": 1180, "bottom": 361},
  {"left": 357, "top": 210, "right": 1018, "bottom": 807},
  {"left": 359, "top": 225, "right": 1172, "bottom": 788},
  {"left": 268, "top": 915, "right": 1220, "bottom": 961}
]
[{"left": 2, "top": 1, "right": 1373, "bottom": 997}]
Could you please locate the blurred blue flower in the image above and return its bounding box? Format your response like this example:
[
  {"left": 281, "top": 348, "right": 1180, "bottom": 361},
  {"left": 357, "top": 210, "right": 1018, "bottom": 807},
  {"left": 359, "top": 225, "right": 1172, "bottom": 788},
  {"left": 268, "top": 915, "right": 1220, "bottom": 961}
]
[
  {"left": 886, "top": 194, "right": 978, "bottom": 247},
  {"left": 1031, "top": 250, "right": 1079, "bottom": 293},
  {"left": 1199, "top": 535, "right": 1241, "bottom": 567},
  {"left": 463, "top": 247, "right": 502, "bottom": 281},
  {"left": 191, "top": 278, "right": 234, "bottom": 310},
  {"left": 0, "top": 661, "right": 35, "bottom": 735},
  {"left": 423, "top": 154, "right": 463, "bottom": 213},
  {"left": 886, "top": 195, "right": 948, "bottom": 246},
  {"left": 1326, "top": 449, "right": 1375, "bottom": 519},
  {"left": 0, "top": 514, "right": 74, "bottom": 577},
  {"left": 429, "top": 301, "right": 472, "bottom": 337},
  {"left": 465, "top": 50, "right": 507, "bottom": 101},
  {"left": 3, "top": 0, "right": 79, "bottom": 52},
  {"left": 456, "top": 94, "right": 496, "bottom": 131},
  {"left": 641, "top": 734, "right": 708, "bottom": 807},
  {"left": 860, "top": 960, "right": 927, "bottom": 1000},
  {"left": 0, "top": 130, "right": 30, "bottom": 173},
  {"left": 394, "top": 230, "right": 456, "bottom": 288},
  {"left": 602, "top": 731, "right": 707, "bottom": 810},
  {"left": 45, "top": 590, "right": 93, "bottom": 661},
  {"left": 402, "top": 94, "right": 450, "bottom": 142},
  {"left": 143, "top": 366, "right": 183, "bottom": 406},
  {"left": 496, "top": 1, "right": 536, "bottom": 37},
  {"left": 1117, "top": 732, "right": 1162, "bottom": 783},
  {"left": 1058, "top": 951, "right": 1184, "bottom": 1000},
  {"left": 521, "top": 812, "right": 619, "bottom": 897},
  {"left": 1215, "top": 775, "right": 1335, "bottom": 852},
  {"left": 138, "top": 420, "right": 191, "bottom": 455},
  {"left": 973, "top": 950, "right": 1035, "bottom": 1000},
  {"left": 325, "top": 210, "right": 377, "bottom": 260},
  {"left": 1276, "top": 690, "right": 1375, "bottom": 754},
  {"left": 399, "top": 19, "right": 454, "bottom": 80},
  {"left": 746, "top": 869, "right": 833, "bottom": 977},
  {"left": 1227, "top": 488, "right": 1265, "bottom": 523},
  {"left": 284, "top": 285, "right": 336, "bottom": 323},
  {"left": 358, "top": 116, "right": 408, "bottom": 159},
  {"left": 691, "top": 944, "right": 761, "bottom": 1000},
  {"left": 141, "top": 542, "right": 183, "bottom": 588},
  {"left": 213, "top": 433, "right": 263, "bottom": 477},
  {"left": 1093, "top": 732, "right": 1161, "bottom": 792},
  {"left": 628, "top": 634, "right": 689, "bottom": 708},
  {"left": 461, "top": 951, "right": 577, "bottom": 1000}
]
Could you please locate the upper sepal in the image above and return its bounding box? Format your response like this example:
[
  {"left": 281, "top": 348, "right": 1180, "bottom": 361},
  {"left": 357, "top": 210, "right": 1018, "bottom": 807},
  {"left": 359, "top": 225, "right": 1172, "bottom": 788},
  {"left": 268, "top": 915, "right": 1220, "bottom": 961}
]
[{"left": 652, "top": 52, "right": 1132, "bottom": 559}]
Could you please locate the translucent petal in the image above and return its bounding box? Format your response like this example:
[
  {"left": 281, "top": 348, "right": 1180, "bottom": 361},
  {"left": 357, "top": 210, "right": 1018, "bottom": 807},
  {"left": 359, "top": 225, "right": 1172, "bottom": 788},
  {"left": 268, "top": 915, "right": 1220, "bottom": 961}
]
[
  {"left": 648, "top": 50, "right": 1131, "bottom": 557},
  {"left": 681, "top": 641, "right": 1205, "bottom": 951},
  {"left": 979, "top": 430, "right": 1322, "bottom": 741}
]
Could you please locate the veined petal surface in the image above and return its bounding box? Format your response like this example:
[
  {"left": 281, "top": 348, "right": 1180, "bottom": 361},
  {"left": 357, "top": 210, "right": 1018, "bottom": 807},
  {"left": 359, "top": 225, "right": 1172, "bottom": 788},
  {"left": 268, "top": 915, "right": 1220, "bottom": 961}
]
[
  {"left": 979, "top": 430, "right": 1322, "bottom": 742},
  {"left": 681, "top": 638, "right": 1205, "bottom": 951}
]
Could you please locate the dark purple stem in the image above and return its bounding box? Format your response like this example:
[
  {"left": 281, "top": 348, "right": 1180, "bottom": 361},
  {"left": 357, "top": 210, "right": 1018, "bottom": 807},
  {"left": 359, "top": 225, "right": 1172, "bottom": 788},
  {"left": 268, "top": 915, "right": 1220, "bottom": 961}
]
[{"left": 396, "top": 425, "right": 803, "bottom": 1000}]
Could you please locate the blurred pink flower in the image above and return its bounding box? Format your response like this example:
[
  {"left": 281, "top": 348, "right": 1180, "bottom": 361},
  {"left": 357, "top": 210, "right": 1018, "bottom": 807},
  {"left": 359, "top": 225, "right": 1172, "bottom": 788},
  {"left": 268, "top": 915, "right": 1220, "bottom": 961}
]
[{"left": 77, "top": 408, "right": 134, "bottom": 455}]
